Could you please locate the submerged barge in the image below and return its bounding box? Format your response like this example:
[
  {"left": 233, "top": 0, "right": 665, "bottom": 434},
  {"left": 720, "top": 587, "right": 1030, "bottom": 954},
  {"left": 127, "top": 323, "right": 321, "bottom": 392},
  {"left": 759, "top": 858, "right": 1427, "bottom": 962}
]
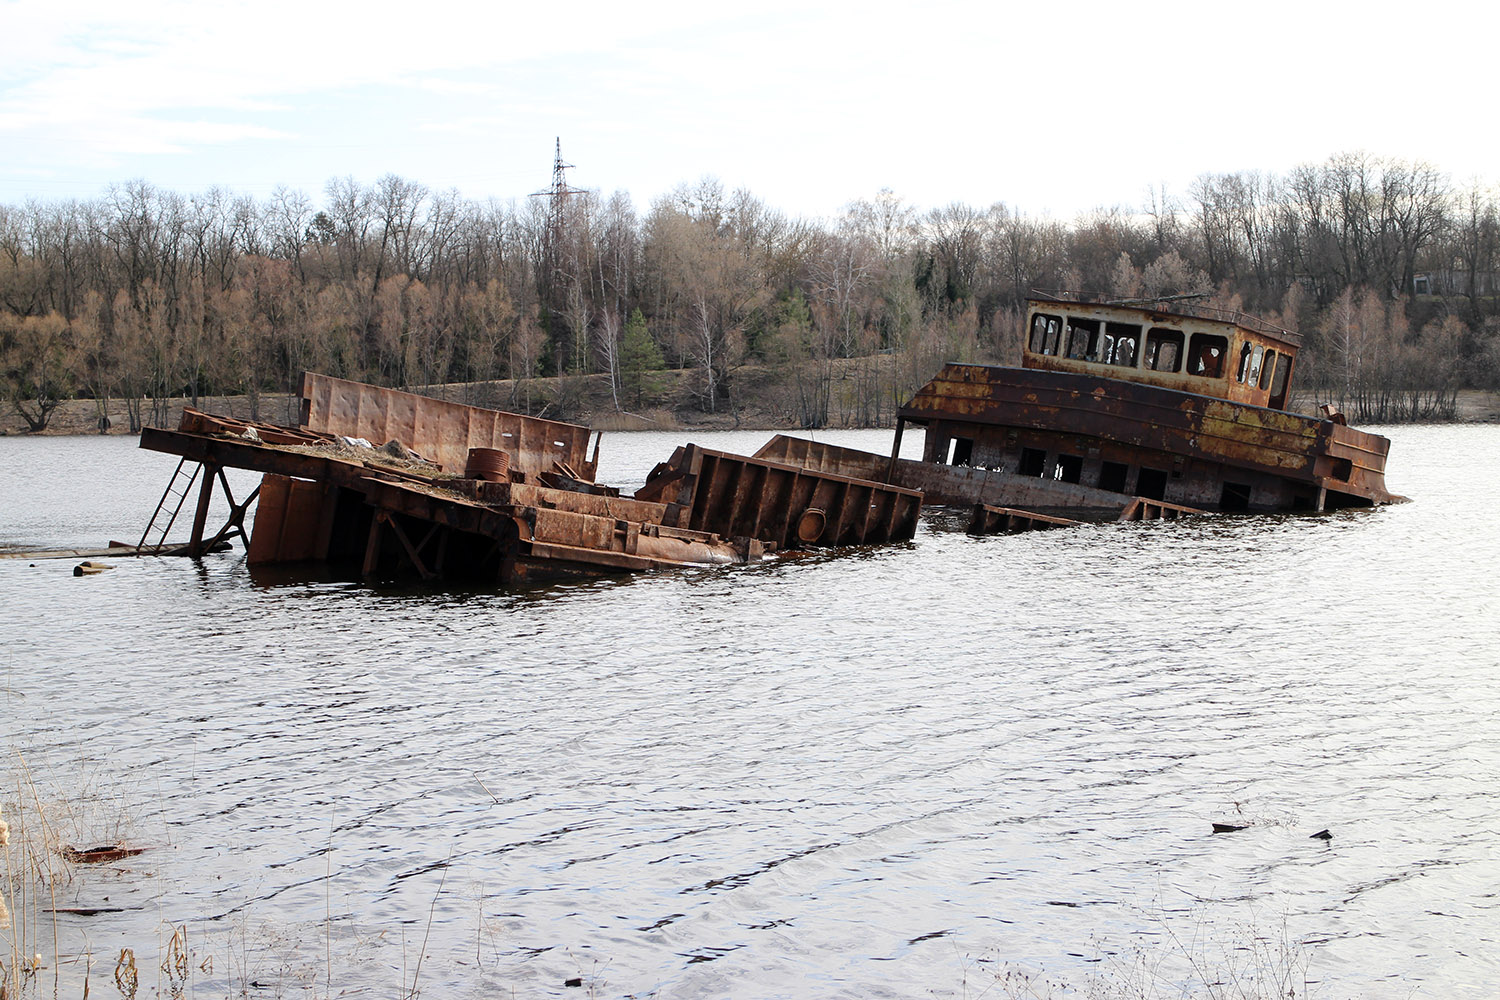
[
  {"left": 136, "top": 373, "right": 919, "bottom": 584},
  {"left": 760, "top": 297, "right": 1401, "bottom": 521}
]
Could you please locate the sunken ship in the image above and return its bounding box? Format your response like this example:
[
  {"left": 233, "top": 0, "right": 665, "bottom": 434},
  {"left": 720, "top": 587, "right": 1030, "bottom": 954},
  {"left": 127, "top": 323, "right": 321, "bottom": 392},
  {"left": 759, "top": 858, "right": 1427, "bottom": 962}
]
[{"left": 757, "top": 296, "right": 1401, "bottom": 523}]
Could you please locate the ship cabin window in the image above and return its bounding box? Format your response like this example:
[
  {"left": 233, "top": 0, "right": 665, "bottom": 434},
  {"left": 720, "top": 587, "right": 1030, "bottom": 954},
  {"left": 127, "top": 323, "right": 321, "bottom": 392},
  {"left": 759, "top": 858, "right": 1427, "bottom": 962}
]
[
  {"left": 1187, "top": 334, "right": 1229, "bottom": 378},
  {"left": 1144, "top": 328, "right": 1184, "bottom": 372},
  {"left": 1136, "top": 467, "right": 1168, "bottom": 500},
  {"left": 1018, "top": 447, "right": 1047, "bottom": 477},
  {"left": 1053, "top": 454, "right": 1083, "bottom": 484},
  {"left": 1248, "top": 345, "right": 1265, "bottom": 386},
  {"left": 947, "top": 437, "right": 974, "bottom": 467},
  {"left": 1098, "top": 461, "right": 1129, "bottom": 493},
  {"left": 1259, "top": 350, "right": 1277, "bottom": 390},
  {"left": 1237, "top": 343, "right": 1266, "bottom": 386},
  {"left": 1065, "top": 318, "right": 1101, "bottom": 360},
  {"left": 1269, "top": 353, "right": 1292, "bottom": 399},
  {"left": 1029, "top": 313, "right": 1063, "bottom": 355},
  {"left": 1104, "top": 322, "right": 1140, "bottom": 367}
]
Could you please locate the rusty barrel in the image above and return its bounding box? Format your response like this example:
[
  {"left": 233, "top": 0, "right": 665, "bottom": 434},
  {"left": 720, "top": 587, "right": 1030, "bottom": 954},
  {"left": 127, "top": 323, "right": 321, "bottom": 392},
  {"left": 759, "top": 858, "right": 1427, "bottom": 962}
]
[
  {"left": 795, "top": 507, "right": 826, "bottom": 544},
  {"left": 465, "top": 447, "right": 511, "bottom": 483}
]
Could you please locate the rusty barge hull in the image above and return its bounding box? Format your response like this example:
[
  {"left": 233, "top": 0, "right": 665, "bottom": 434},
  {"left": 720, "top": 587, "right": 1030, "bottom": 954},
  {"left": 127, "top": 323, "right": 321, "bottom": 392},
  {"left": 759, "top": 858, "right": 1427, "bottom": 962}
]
[
  {"left": 140, "top": 422, "right": 755, "bottom": 584},
  {"left": 298, "top": 372, "right": 599, "bottom": 480},
  {"left": 133, "top": 374, "right": 921, "bottom": 587},
  {"left": 636, "top": 443, "right": 922, "bottom": 549},
  {"left": 755, "top": 434, "right": 1160, "bottom": 519},
  {"left": 893, "top": 364, "right": 1399, "bottom": 512}
]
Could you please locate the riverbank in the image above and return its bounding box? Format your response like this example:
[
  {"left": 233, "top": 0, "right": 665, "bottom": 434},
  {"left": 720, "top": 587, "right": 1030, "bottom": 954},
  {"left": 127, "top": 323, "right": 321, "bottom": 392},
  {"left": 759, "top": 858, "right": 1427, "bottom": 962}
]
[
  {"left": 5, "top": 369, "right": 1499, "bottom": 437},
  {"left": 0, "top": 362, "right": 881, "bottom": 437}
]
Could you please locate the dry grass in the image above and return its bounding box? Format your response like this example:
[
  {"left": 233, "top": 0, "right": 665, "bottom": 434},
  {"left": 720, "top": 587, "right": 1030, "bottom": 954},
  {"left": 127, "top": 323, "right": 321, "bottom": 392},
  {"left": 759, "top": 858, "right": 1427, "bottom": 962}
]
[
  {"left": 0, "top": 757, "right": 428, "bottom": 1000},
  {"left": 958, "top": 904, "right": 1338, "bottom": 1000},
  {"left": 282, "top": 438, "right": 460, "bottom": 479}
]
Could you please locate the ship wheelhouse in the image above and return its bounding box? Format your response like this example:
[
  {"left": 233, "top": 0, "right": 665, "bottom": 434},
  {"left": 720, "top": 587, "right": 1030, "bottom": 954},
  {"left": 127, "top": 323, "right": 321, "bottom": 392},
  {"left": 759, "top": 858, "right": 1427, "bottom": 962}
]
[
  {"left": 1021, "top": 301, "right": 1301, "bottom": 412},
  {"left": 881, "top": 297, "right": 1398, "bottom": 514}
]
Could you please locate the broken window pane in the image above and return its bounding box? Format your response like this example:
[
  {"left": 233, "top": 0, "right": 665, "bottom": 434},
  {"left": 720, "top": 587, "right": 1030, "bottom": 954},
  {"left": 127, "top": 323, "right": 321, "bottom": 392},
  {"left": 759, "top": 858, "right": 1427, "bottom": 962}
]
[
  {"left": 1105, "top": 322, "right": 1141, "bottom": 367},
  {"left": 1066, "top": 318, "right": 1100, "bottom": 360},
  {"left": 1145, "top": 328, "right": 1183, "bottom": 372},
  {"left": 1188, "top": 334, "right": 1228, "bottom": 378},
  {"left": 1029, "top": 313, "right": 1063, "bottom": 355}
]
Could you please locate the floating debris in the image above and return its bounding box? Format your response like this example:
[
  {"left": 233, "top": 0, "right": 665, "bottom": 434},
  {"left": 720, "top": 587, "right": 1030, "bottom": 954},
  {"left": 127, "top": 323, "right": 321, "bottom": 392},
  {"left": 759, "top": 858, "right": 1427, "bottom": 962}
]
[{"left": 57, "top": 843, "right": 147, "bottom": 864}]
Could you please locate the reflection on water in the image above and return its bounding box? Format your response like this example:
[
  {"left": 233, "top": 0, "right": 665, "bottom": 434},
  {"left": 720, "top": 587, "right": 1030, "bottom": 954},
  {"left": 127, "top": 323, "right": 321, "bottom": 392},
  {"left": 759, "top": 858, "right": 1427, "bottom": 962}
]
[{"left": 1, "top": 426, "right": 1498, "bottom": 998}]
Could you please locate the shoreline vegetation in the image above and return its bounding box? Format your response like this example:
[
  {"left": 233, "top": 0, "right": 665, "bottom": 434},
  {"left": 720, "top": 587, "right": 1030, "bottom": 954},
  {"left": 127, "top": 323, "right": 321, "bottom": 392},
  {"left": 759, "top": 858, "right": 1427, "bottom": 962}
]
[
  {"left": 3, "top": 151, "right": 1499, "bottom": 438},
  {"left": 4, "top": 367, "right": 1500, "bottom": 440}
]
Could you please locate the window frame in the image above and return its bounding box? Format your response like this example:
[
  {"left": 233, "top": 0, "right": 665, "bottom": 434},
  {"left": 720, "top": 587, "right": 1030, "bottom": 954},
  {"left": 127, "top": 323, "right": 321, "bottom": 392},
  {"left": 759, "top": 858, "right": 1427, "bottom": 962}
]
[
  {"left": 1028, "top": 312, "right": 1063, "bottom": 356},
  {"left": 1187, "top": 334, "right": 1229, "bottom": 379},
  {"left": 1144, "top": 327, "right": 1184, "bottom": 373}
]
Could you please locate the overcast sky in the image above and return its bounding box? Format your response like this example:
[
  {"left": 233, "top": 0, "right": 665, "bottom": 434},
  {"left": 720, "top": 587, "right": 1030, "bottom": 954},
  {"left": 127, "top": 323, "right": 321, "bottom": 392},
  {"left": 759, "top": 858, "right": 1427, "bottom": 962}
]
[{"left": 3, "top": 0, "right": 1495, "bottom": 221}]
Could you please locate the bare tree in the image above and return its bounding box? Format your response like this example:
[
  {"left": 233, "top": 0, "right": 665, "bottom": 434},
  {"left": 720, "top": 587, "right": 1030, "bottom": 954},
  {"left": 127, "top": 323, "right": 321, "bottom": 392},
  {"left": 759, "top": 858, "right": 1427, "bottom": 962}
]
[{"left": 594, "top": 307, "right": 622, "bottom": 410}]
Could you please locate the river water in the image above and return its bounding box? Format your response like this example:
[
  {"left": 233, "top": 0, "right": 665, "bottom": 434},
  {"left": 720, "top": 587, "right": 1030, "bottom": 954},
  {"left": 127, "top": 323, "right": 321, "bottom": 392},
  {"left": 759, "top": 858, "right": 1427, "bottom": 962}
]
[{"left": 1, "top": 426, "right": 1497, "bottom": 999}]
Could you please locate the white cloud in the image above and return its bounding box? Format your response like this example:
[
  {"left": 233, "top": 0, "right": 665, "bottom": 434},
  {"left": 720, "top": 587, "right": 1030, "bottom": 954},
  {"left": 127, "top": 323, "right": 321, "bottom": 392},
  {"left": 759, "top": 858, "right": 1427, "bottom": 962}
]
[{"left": 2, "top": 0, "right": 1498, "bottom": 214}]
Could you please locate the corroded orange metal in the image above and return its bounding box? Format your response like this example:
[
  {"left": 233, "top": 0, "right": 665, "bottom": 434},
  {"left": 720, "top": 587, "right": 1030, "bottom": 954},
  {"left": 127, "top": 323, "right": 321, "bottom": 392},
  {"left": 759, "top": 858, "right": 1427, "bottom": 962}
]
[
  {"left": 637, "top": 444, "right": 921, "bottom": 549},
  {"left": 897, "top": 363, "right": 1399, "bottom": 509},
  {"left": 299, "top": 372, "right": 597, "bottom": 481},
  {"left": 464, "top": 447, "right": 511, "bottom": 483},
  {"left": 142, "top": 384, "right": 758, "bottom": 584}
]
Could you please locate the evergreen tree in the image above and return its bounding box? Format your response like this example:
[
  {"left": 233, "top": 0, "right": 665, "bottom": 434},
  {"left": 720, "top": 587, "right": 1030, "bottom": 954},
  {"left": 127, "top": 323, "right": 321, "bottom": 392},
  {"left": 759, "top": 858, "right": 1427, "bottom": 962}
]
[{"left": 619, "top": 309, "right": 666, "bottom": 409}]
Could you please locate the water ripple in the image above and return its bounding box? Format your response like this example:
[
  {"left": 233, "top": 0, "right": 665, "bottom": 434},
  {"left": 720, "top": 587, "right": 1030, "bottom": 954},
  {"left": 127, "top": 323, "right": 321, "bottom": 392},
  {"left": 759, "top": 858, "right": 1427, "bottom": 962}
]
[{"left": 2, "top": 427, "right": 1499, "bottom": 998}]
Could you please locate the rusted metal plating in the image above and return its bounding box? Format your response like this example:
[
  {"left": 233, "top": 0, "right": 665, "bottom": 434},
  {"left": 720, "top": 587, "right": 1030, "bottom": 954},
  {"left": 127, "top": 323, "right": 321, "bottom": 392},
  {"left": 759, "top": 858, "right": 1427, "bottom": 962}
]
[
  {"left": 635, "top": 443, "right": 921, "bottom": 550},
  {"left": 139, "top": 376, "right": 918, "bottom": 586}
]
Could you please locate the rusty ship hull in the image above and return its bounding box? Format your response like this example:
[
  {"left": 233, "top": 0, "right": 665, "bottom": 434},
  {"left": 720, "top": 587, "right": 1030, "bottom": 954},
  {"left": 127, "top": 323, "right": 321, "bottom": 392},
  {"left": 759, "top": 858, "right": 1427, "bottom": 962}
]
[{"left": 895, "top": 363, "right": 1398, "bottom": 512}]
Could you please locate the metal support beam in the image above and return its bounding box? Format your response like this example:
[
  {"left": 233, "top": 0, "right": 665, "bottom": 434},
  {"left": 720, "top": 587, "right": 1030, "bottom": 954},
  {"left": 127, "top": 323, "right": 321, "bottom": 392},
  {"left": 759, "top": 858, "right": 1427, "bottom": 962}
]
[
  {"left": 188, "top": 461, "right": 218, "bottom": 558},
  {"left": 383, "top": 512, "right": 436, "bottom": 580},
  {"left": 886, "top": 418, "right": 905, "bottom": 484}
]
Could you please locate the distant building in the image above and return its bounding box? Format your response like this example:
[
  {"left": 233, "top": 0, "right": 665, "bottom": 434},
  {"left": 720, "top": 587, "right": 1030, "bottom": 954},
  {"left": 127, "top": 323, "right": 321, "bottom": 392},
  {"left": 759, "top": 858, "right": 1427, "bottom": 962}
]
[{"left": 1414, "top": 269, "right": 1499, "bottom": 297}]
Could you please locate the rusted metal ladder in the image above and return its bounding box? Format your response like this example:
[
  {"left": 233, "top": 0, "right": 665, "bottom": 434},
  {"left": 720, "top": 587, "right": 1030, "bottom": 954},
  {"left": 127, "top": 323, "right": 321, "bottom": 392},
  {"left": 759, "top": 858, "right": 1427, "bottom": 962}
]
[
  {"left": 136, "top": 458, "right": 202, "bottom": 553},
  {"left": 137, "top": 458, "right": 261, "bottom": 557}
]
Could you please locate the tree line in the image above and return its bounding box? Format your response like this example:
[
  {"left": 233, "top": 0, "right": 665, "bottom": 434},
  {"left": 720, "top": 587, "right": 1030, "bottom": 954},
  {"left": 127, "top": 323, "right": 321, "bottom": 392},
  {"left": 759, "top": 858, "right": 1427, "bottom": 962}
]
[{"left": 2, "top": 150, "right": 1497, "bottom": 432}]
